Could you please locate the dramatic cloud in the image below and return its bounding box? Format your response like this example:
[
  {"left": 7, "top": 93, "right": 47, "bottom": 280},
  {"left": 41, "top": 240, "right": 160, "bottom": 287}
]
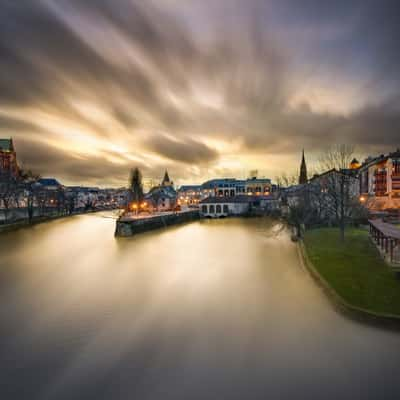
[{"left": 0, "top": 0, "right": 399, "bottom": 185}]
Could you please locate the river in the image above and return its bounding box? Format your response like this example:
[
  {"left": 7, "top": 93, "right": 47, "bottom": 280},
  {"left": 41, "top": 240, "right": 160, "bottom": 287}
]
[{"left": 0, "top": 213, "right": 400, "bottom": 399}]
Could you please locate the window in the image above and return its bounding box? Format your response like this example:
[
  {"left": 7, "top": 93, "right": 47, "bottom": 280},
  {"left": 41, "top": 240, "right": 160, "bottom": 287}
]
[
  {"left": 209, "top": 205, "right": 215, "bottom": 213},
  {"left": 216, "top": 205, "right": 222, "bottom": 213},
  {"left": 223, "top": 204, "right": 229, "bottom": 213},
  {"left": 201, "top": 205, "right": 208, "bottom": 213}
]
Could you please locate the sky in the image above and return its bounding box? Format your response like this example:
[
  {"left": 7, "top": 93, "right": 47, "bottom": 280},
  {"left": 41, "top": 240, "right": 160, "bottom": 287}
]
[{"left": 1, "top": 0, "right": 400, "bottom": 187}]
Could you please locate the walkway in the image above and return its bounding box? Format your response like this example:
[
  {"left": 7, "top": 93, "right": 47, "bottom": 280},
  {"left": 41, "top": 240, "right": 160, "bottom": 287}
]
[{"left": 369, "top": 219, "right": 400, "bottom": 267}]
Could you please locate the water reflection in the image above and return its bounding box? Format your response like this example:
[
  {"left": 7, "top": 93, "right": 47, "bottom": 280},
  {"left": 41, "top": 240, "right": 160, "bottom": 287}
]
[{"left": 0, "top": 214, "right": 400, "bottom": 399}]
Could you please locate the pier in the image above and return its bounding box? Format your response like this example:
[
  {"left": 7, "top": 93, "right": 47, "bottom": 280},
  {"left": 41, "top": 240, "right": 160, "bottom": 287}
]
[{"left": 115, "top": 209, "right": 200, "bottom": 236}]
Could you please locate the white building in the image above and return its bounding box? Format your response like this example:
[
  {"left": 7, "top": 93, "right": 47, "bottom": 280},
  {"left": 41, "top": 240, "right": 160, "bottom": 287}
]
[
  {"left": 199, "top": 196, "right": 251, "bottom": 217},
  {"left": 200, "top": 178, "right": 275, "bottom": 198},
  {"left": 199, "top": 195, "right": 278, "bottom": 218}
]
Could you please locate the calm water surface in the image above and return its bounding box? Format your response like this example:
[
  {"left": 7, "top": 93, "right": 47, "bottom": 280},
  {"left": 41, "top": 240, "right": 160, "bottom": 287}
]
[{"left": 0, "top": 213, "right": 400, "bottom": 399}]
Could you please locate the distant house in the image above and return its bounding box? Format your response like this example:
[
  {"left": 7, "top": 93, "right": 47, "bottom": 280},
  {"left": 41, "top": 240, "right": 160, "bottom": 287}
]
[
  {"left": 37, "top": 178, "right": 63, "bottom": 191},
  {"left": 145, "top": 170, "right": 177, "bottom": 212},
  {"left": 309, "top": 168, "right": 360, "bottom": 198},
  {"left": 145, "top": 186, "right": 177, "bottom": 212},
  {"left": 0, "top": 138, "right": 19, "bottom": 180},
  {"left": 281, "top": 184, "right": 308, "bottom": 208}
]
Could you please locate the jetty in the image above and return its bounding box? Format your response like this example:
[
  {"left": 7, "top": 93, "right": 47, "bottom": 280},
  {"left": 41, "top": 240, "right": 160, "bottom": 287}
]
[{"left": 115, "top": 210, "right": 200, "bottom": 237}]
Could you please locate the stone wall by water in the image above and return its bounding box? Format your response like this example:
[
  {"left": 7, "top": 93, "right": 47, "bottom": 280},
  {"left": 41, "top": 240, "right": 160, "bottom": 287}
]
[{"left": 115, "top": 210, "right": 200, "bottom": 236}]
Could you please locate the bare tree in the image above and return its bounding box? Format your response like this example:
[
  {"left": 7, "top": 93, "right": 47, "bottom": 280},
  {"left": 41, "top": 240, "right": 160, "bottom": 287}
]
[
  {"left": 18, "top": 169, "right": 40, "bottom": 223},
  {"left": 128, "top": 167, "right": 144, "bottom": 213},
  {"left": 316, "top": 145, "right": 360, "bottom": 242},
  {"left": 275, "top": 172, "right": 298, "bottom": 189},
  {"left": 278, "top": 172, "right": 318, "bottom": 238},
  {"left": 0, "top": 175, "right": 18, "bottom": 223}
]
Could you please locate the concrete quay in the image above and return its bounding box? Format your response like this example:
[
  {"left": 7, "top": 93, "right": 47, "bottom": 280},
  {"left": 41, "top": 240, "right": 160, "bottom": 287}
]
[{"left": 115, "top": 210, "right": 200, "bottom": 237}]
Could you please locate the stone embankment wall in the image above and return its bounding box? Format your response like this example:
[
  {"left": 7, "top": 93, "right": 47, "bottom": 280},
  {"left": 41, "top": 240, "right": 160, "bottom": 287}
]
[{"left": 115, "top": 210, "right": 200, "bottom": 237}]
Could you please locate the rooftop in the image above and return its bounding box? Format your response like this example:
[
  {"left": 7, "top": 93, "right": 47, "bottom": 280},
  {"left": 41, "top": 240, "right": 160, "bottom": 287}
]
[
  {"left": 201, "top": 177, "right": 272, "bottom": 189},
  {"left": 38, "top": 178, "right": 62, "bottom": 187},
  {"left": 178, "top": 185, "right": 202, "bottom": 191}
]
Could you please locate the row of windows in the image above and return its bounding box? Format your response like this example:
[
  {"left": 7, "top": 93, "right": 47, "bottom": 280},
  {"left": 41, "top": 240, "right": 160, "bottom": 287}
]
[
  {"left": 217, "top": 189, "right": 236, "bottom": 196},
  {"left": 201, "top": 204, "right": 229, "bottom": 214},
  {"left": 215, "top": 187, "right": 270, "bottom": 196}
]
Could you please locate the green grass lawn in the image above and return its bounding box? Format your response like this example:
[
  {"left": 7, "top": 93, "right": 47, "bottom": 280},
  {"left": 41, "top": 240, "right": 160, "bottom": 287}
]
[{"left": 304, "top": 227, "right": 400, "bottom": 316}]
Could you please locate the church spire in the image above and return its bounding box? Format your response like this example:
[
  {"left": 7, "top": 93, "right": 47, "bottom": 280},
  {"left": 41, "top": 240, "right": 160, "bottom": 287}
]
[
  {"left": 161, "top": 170, "right": 172, "bottom": 186},
  {"left": 299, "top": 149, "right": 308, "bottom": 185}
]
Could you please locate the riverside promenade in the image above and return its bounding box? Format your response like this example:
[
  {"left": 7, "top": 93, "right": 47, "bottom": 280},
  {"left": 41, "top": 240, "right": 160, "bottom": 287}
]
[{"left": 115, "top": 209, "right": 200, "bottom": 236}]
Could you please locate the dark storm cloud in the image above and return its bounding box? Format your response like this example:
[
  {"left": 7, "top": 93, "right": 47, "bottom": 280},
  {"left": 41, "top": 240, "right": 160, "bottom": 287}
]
[
  {"left": 144, "top": 134, "right": 218, "bottom": 164},
  {"left": 274, "top": 0, "right": 400, "bottom": 84},
  {"left": 0, "top": 0, "right": 400, "bottom": 184}
]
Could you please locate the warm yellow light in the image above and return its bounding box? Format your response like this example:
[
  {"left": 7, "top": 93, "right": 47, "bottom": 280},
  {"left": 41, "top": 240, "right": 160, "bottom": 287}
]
[{"left": 360, "top": 196, "right": 366, "bottom": 203}]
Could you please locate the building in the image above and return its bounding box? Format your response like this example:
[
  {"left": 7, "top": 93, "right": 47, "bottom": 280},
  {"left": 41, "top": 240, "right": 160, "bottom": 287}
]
[
  {"left": 37, "top": 178, "right": 63, "bottom": 191},
  {"left": 281, "top": 184, "right": 308, "bottom": 209},
  {"left": 309, "top": 168, "right": 360, "bottom": 198},
  {"left": 200, "top": 178, "right": 274, "bottom": 198},
  {"left": 358, "top": 149, "right": 400, "bottom": 211},
  {"left": 177, "top": 185, "right": 202, "bottom": 206},
  {"left": 32, "top": 178, "right": 64, "bottom": 208},
  {"left": 0, "top": 138, "right": 19, "bottom": 180},
  {"left": 144, "top": 170, "right": 177, "bottom": 212},
  {"left": 145, "top": 186, "right": 177, "bottom": 212},
  {"left": 199, "top": 194, "right": 279, "bottom": 218},
  {"left": 201, "top": 178, "right": 239, "bottom": 198},
  {"left": 299, "top": 149, "right": 308, "bottom": 185},
  {"left": 199, "top": 196, "right": 252, "bottom": 217}
]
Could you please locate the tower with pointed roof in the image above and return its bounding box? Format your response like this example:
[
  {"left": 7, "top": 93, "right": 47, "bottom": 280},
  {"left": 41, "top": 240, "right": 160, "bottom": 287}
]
[
  {"left": 299, "top": 149, "right": 308, "bottom": 185},
  {"left": 161, "top": 170, "right": 173, "bottom": 187}
]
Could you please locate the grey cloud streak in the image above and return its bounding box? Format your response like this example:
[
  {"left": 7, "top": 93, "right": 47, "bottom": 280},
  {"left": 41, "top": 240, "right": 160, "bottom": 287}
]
[
  {"left": 0, "top": 0, "right": 399, "bottom": 184},
  {"left": 143, "top": 134, "right": 218, "bottom": 164}
]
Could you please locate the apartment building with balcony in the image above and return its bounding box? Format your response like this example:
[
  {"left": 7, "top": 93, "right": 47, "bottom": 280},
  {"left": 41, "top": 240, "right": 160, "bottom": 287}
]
[{"left": 359, "top": 149, "right": 400, "bottom": 211}]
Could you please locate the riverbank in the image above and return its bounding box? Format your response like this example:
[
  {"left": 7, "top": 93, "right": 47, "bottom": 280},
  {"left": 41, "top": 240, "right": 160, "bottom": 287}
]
[
  {"left": 115, "top": 209, "right": 200, "bottom": 236},
  {"left": 0, "top": 208, "right": 121, "bottom": 234},
  {"left": 300, "top": 227, "right": 400, "bottom": 324}
]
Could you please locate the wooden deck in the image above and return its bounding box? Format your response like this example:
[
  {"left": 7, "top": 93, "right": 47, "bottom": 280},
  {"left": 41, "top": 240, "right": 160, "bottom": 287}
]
[{"left": 369, "top": 219, "right": 400, "bottom": 268}]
